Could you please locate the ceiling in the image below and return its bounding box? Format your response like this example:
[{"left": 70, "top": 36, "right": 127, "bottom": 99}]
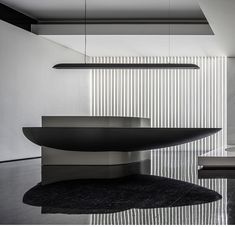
[
  {"left": 42, "top": 34, "right": 223, "bottom": 57},
  {"left": 0, "top": 0, "right": 206, "bottom": 21},
  {"left": 198, "top": 0, "right": 235, "bottom": 57},
  {"left": 2, "top": 0, "right": 234, "bottom": 57},
  {"left": 40, "top": 0, "right": 235, "bottom": 57}
]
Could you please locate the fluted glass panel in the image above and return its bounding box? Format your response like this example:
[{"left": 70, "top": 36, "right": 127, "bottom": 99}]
[{"left": 90, "top": 56, "right": 227, "bottom": 225}]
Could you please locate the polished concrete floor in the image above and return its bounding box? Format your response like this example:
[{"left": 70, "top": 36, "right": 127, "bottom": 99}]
[{"left": 0, "top": 157, "right": 234, "bottom": 225}]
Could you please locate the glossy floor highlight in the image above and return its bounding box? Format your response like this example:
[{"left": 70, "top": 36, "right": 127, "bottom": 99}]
[{"left": 0, "top": 156, "right": 233, "bottom": 224}]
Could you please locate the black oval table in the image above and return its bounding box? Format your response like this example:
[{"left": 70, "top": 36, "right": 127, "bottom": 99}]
[{"left": 23, "top": 127, "right": 221, "bottom": 152}]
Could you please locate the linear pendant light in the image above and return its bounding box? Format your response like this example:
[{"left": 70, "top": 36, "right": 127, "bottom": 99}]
[
  {"left": 53, "top": 0, "right": 200, "bottom": 70},
  {"left": 53, "top": 63, "right": 199, "bottom": 69}
]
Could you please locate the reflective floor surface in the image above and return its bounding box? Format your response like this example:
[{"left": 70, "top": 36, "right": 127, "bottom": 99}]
[{"left": 0, "top": 151, "right": 234, "bottom": 225}]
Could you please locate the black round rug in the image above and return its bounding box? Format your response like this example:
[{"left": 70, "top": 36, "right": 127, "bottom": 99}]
[{"left": 23, "top": 174, "right": 222, "bottom": 214}]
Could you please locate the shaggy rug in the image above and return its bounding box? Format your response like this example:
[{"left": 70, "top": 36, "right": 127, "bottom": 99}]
[{"left": 23, "top": 174, "right": 222, "bottom": 214}]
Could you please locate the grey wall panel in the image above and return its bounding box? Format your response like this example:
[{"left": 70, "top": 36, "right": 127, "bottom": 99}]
[{"left": 90, "top": 56, "right": 227, "bottom": 225}]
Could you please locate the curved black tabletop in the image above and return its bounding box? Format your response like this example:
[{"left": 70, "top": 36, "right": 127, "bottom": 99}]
[{"left": 22, "top": 127, "right": 221, "bottom": 152}]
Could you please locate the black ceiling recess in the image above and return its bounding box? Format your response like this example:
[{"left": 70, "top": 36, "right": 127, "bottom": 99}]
[
  {"left": 0, "top": 3, "right": 37, "bottom": 31},
  {"left": 53, "top": 63, "right": 200, "bottom": 70}
]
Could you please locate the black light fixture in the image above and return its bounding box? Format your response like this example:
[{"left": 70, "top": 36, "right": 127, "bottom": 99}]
[
  {"left": 53, "top": 0, "right": 200, "bottom": 70},
  {"left": 53, "top": 63, "right": 199, "bottom": 69}
]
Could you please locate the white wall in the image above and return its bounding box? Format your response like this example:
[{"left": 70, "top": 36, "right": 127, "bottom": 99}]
[{"left": 0, "top": 21, "right": 90, "bottom": 161}]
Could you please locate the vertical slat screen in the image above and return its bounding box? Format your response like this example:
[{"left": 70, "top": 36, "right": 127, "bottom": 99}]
[{"left": 90, "top": 56, "right": 227, "bottom": 225}]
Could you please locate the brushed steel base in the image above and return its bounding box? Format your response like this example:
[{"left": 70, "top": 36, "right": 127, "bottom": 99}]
[
  {"left": 42, "top": 159, "right": 151, "bottom": 185},
  {"left": 41, "top": 116, "right": 151, "bottom": 183}
]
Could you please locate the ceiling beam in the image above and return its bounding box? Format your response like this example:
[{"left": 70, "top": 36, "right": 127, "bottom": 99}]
[
  {"left": 38, "top": 18, "right": 209, "bottom": 25},
  {"left": 32, "top": 23, "right": 213, "bottom": 35}
]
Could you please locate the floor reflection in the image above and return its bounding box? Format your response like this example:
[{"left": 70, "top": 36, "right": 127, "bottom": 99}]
[
  {"left": 0, "top": 159, "right": 91, "bottom": 225},
  {"left": 0, "top": 142, "right": 230, "bottom": 224},
  {"left": 91, "top": 142, "right": 227, "bottom": 225}
]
